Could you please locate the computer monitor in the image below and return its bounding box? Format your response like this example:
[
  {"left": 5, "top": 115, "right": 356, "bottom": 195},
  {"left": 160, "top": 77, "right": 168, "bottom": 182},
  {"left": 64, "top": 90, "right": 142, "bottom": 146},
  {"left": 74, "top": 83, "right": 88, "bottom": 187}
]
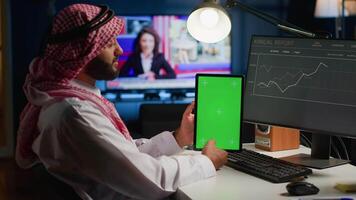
[
  {"left": 244, "top": 35, "right": 356, "bottom": 168},
  {"left": 102, "top": 15, "right": 231, "bottom": 92}
]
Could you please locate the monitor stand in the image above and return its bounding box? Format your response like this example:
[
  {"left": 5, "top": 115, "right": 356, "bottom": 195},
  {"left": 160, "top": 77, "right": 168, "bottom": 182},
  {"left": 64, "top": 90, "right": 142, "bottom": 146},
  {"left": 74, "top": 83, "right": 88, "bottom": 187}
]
[{"left": 279, "top": 133, "right": 349, "bottom": 169}]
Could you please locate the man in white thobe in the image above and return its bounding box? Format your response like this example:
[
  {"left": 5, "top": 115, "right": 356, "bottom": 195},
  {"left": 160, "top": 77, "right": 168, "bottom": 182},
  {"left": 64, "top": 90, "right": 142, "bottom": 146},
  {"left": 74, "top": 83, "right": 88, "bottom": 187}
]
[{"left": 16, "top": 3, "right": 227, "bottom": 200}]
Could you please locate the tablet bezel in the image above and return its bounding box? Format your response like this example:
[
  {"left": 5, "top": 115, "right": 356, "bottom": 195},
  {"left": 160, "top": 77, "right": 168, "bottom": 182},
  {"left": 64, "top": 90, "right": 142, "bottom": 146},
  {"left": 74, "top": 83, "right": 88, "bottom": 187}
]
[{"left": 194, "top": 73, "right": 244, "bottom": 152}]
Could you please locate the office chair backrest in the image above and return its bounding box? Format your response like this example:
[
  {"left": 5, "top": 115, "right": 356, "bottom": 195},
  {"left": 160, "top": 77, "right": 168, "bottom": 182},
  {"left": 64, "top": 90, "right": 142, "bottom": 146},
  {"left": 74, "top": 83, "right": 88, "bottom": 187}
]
[
  {"left": 139, "top": 103, "right": 187, "bottom": 138},
  {"left": 31, "top": 164, "right": 81, "bottom": 200}
]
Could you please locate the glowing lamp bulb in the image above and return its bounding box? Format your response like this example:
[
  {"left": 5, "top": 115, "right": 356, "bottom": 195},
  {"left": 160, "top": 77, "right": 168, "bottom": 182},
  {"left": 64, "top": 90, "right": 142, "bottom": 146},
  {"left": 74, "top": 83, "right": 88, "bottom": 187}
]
[{"left": 199, "top": 8, "right": 219, "bottom": 28}]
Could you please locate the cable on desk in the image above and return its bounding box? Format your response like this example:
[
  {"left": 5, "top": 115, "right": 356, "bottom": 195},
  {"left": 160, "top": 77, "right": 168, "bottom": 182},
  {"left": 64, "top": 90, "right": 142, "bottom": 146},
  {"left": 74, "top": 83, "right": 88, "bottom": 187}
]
[
  {"left": 300, "top": 132, "right": 311, "bottom": 148},
  {"left": 331, "top": 139, "right": 341, "bottom": 159},
  {"left": 336, "top": 136, "right": 349, "bottom": 160}
]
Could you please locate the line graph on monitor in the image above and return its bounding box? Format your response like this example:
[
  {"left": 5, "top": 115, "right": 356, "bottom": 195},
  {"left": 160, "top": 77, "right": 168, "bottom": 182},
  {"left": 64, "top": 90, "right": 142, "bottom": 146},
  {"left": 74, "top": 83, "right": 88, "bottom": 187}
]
[
  {"left": 247, "top": 53, "right": 356, "bottom": 107},
  {"left": 257, "top": 62, "right": 328, "bottom": 93}
]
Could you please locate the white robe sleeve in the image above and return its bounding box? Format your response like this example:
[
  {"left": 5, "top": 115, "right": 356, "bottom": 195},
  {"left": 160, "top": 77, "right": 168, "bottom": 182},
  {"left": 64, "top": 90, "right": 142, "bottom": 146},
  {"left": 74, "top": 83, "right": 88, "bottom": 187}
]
[
  {"left": 134, "top": 132, "right": 183, "bottom": 157},
  {"left": 35, "top": 99, "right": 216, "bottom": 199}
]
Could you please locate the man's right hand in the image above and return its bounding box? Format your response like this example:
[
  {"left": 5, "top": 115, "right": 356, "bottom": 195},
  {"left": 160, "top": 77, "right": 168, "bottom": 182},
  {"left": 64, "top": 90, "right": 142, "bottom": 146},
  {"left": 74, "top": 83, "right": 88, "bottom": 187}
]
[{"left": 202, "top": 140, "right": 228, "bottom": 170}]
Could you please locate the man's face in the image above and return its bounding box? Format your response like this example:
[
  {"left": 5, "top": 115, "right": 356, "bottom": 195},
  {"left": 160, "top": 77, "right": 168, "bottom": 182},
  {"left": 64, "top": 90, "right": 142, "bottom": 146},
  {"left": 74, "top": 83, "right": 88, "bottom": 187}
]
[{"left": 85, "top": 39, "right": 123, "bottom": 80}]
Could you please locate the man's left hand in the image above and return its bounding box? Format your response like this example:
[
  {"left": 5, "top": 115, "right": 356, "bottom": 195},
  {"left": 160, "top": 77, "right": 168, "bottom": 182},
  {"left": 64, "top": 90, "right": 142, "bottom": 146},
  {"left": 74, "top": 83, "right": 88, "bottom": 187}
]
[{"left": 174, "top": 101, "right": 195, "bottom": 148}]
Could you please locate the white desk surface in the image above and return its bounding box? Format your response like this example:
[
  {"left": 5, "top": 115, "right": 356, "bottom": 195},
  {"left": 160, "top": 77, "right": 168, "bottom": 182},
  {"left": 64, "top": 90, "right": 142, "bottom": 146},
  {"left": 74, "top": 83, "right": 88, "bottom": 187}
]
[{"left": 176, "top": 144, "right": 356, "bottom": 200}]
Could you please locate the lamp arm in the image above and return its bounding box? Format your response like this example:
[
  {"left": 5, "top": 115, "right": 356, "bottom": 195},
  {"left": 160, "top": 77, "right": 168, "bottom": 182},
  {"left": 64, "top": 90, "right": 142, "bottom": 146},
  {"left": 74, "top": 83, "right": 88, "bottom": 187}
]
[
  {"left": 277, "top": 25, "right": 316, "bottom": 38},
  {"left": 225, "top": 0, "right": 318, "bottom": 38}
]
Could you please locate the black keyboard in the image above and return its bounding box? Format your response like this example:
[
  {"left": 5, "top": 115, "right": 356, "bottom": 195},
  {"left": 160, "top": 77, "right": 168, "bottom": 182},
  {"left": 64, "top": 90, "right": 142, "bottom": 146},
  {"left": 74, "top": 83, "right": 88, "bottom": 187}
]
[{"left": 227, "top": 149, "right": 312, "bottom": 183}]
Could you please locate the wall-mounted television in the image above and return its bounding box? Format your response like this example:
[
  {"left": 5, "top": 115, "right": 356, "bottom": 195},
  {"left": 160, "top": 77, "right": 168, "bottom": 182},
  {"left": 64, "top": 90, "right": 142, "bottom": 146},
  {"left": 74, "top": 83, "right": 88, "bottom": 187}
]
[{"left": 102, "top": 15, "right": 231, "bottom": 91}]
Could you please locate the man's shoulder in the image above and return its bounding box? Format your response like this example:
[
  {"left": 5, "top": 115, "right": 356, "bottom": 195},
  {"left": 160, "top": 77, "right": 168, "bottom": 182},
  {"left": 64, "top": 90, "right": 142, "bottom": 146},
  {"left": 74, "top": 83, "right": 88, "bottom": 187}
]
[{"left": 40, "top": 97, "right": 96, "bottom": 121}]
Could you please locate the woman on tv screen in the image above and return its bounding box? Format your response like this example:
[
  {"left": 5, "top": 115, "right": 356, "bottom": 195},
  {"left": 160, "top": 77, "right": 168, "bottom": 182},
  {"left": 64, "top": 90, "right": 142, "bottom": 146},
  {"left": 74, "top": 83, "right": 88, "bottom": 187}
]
[{"left": 119, "top": 27, "right": 176, "bottom": 80}]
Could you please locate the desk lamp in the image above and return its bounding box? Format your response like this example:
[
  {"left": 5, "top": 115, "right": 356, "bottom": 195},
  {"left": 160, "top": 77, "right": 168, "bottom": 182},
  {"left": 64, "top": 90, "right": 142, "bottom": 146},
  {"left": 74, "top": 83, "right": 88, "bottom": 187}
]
[
  {"left": 187, "top": 0, "right": 320, "bottom": 44},
  {"left": 186, "top": 0, "right": 315, "bottom": 152},
  {"left": 186, "top": 0, "right": 353, "bottom": 168}
]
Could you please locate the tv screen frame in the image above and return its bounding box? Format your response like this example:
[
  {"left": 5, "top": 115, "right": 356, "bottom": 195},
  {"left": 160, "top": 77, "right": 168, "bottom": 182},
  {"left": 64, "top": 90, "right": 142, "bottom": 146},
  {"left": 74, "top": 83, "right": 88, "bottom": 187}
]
[{"left": 101, "top": 14, "right": 232, "bottom": 92}]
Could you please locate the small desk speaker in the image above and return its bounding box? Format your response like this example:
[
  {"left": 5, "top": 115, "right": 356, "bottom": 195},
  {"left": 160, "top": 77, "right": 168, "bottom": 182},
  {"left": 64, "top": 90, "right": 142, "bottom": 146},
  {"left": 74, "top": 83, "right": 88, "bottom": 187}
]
[{"left": 255, "top": 124, "right": 300, "bottom": 151}]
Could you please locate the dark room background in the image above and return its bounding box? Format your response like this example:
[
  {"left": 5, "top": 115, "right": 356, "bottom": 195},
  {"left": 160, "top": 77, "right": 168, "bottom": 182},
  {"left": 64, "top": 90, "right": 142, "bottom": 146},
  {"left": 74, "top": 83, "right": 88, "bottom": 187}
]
[{"left": 5, "top": 0, "right": 356, "bottom": 157}]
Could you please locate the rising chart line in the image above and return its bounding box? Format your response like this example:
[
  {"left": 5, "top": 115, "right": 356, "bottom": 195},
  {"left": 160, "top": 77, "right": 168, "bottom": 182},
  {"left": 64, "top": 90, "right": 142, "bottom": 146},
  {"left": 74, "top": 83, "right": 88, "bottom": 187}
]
[
  {"left": 260, "top": 64, "right": 302, "bottom": 82},
  {"left": 257, "top": 62, "right": 328, "bottom": 93}
]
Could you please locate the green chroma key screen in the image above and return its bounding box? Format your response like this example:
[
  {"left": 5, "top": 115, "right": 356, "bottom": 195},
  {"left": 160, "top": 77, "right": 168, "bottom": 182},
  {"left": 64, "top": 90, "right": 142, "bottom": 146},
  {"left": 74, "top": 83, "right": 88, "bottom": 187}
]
[{"left": 195, "top": 74, "right": 243, "bottom": 151}]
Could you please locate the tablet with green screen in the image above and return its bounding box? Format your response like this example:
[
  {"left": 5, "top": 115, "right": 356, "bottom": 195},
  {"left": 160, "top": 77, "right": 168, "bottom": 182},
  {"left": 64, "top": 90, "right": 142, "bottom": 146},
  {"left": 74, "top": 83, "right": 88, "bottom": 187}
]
[{"left": 194, "top": 74, "right": 243, "bottom": 151}]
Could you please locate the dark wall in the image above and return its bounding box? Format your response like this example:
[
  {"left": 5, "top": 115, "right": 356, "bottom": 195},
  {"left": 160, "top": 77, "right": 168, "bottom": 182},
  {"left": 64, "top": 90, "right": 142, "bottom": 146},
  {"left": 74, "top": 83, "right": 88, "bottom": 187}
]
[
  {"left": 230, "top": 0, "right": 288, "bottom": 74},
  {"left": 10, "top": 0, "right": 53, "bottom": 138},
  {"left": 10, "top": 0, "right": 289, "bottom": 136},
  {"left": 10, "top": 0, "right": 356, "bottom": 161},
  {"left": 9, "top": 0, "right": 200, "bottom": 136}
]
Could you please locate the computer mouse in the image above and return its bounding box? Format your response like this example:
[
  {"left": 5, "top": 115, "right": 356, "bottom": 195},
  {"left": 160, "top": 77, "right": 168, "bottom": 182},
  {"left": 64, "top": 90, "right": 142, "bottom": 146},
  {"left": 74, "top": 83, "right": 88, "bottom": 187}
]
[{"left": 286, "top": 181, "right": 320, "bottom": 196}]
